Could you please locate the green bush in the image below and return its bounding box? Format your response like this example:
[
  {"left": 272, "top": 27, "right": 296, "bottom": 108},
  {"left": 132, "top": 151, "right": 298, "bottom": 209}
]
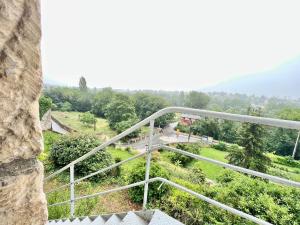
[
  {"left": 188, "top": 167, "right": 206, "bottom": 184},
  {"left": 39, "top": 96, "right": 52, "bottom": 119},
  {"left": 47, "top": 181, "right": 97, "bottom": 220},
  {"left": 79, "top": 112, "right": 96, "bottom": 127},
  {"left": 40, "top": 131, "right": 61, "bottom": 172},
  {"left": 175, "top": 124, "right": 190, "bottom": 133},
  {"left": 212, "top": 142, "right": 228, "bottom": 151},
  {"left": 170, "top": 143, "right": 201, "bottom": 166},
  {"left": 50, "top": 134, "right": 113, "bottom": 179},
  {"left": 159, "top": 170, "right": 300, "bottom": 225},
  {"left": 127, "top": 161, "right": 170, "bottom": 203},
  {"left": 276, "top": 156, "right": 300, "bottom": 169}
]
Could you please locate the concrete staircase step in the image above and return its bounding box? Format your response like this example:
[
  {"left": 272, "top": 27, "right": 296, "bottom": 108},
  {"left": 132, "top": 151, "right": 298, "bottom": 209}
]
[
  {"left": 120, "top": 211, "right": 148, "bottom": 225},
  {"left": 104, "top": 214, "right": 122, "bottom": 225}
]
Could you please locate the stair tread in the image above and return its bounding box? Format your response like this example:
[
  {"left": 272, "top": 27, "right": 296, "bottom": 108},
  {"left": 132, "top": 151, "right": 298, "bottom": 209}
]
[
  {"left": 121, "top": 211, "right": 148, "bottom": 225},
  {"left": 81, "top": 217, "right": 92, "bottom": 225},
  {"left": 105, "top": 214, "right": 122, "bottom": 225},
  {"left": 148, "top": 210, "right": 184, "bottom": 225},
  {"left": 90, "top": 216, "right": 106, "bottom": 225}
]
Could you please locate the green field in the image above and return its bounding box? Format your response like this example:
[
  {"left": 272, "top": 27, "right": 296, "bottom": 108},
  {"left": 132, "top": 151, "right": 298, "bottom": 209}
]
[{"left": 52, "top": 111, "right": 117, "bottom": 140}]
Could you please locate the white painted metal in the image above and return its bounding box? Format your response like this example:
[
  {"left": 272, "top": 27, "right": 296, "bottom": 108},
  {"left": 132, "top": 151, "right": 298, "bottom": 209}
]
[
  {"left": 292, "top": 130, "right": 300, "bottom": 159},
  {"left": 151, "top": 178, "right": 272, "bottom": 225},
  {"left": 46, "top": 152, "right": 148, "bottom": 195},
  {"left": 70, "top": 165, "right": 75, "bottom": 218},
  {"left": 143, "top": 119, "right": 155, "bottom": 209},
  {"left": 46, "top": 107, "right": 300, "bottom": 225},
  {"left": 162, "top": 145, "right": 300, "bottom": 188},
  {"left": 45, "top": 107, "right": 300, "bottom": 181}
]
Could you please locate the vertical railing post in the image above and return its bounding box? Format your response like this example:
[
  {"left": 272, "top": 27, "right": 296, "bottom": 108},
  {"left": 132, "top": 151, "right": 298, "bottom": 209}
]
[
  {"left": 292, "top": 130, "right": 300, "bottom": 159},
  {"left": 70, "top": 164, "right": 75, "bottom": 218},
  {"left": 143, "top": 119, "right": 155, "bottom": 209}
]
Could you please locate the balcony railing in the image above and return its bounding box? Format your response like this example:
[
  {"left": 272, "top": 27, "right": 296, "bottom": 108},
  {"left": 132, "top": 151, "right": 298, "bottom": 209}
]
[{"left": 44, "top": 107, "right": 300, "bottom": 225}]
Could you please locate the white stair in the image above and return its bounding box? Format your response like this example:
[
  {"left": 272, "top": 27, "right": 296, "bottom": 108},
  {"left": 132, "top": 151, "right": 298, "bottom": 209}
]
[{"left": 47, "top": 210, "right": 184, "bottom": 225}]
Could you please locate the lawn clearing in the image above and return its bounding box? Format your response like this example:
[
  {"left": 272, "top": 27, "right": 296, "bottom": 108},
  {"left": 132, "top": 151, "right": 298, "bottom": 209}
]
[{"left": 52, "top": 111, "right": 117, "bottom": 140}]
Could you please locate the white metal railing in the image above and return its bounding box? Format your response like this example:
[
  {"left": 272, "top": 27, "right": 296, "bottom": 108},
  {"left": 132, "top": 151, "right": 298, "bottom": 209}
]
[{"left": 44, "top": 107, "right": 300, "bottom": 225}]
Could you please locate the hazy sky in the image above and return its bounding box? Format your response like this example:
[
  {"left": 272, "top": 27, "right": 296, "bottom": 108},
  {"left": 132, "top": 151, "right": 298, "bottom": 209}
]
[{"left": 41, "top": 0, "right": 300, "bottom": 91}]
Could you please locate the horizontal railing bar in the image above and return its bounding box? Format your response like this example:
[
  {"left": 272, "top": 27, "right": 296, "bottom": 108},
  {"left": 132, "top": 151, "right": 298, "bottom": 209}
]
[
  {"left": 154, "top": 178, "right": 272, "bottom": 225},
  {"left": 74, "top": 151, "right": 147, "bottom": 184},
  {"left": 162, "top": 145, "right": 300, "bottom": 188},
  {"left": 52, "top": 177, "right": 271, "bottom": 225},
  {"left": 45, "top": 107, "right": 300, "bottom": 181},
  {"left": 48, "top": 199, "right": 70, "bottom": 207},
  {"left": 75, "top": 180, "right": 147, "bottom": 201},
  {"left": 45, "top": 150, "right": 156, "bottom": 194}
]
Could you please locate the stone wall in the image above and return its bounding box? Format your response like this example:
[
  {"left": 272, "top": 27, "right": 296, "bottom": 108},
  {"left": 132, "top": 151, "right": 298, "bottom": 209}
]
[
  {"left": 0, "top": 0, "right": 48, "bottom": 224},
  {"left": 41, "top": 110, "right": 52, "bottom": 131}
]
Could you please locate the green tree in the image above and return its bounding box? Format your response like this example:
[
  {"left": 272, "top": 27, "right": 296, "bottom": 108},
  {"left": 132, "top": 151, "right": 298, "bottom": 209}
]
[
  {"left": 79, "top": 112, "right": 96, "bottom": 130},
  {"left": 191, "top": 118, "right": 221, "bottom": 140},
  {"left": 184, "top": 91, "right": 210, "bottom": 109},
  {"left": 59, "top": 101, "right": 72, "bottom": 112},
  {"left": 133, "top": 93, "right": 175, "bottom": 127},
  {"left": 266, "top": 108, "right": 300, "bottom": 159},
  {"left": 219, "top": 120, "right": 238, "bottom": 143},
  {"left": 91, "top": 88, "right": 115, "bottom": 117},
  {"left": 227, "top": 107, "right": 271, "bottom": 172},
  {"left": 39, "top": 96, "right": 52, "bottom": 119},
  {"left": 105, "top": 93, "right": 138, "bottom": 131},
  {"left": 79, "top": 76, "right": 88, "bottom": 91}
]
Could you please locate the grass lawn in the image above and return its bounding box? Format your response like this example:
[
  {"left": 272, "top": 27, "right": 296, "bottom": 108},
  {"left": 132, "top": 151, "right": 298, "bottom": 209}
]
[
  {"left": 52, "top": 111, "right": 117, "bottom": 140},
  {"left": 189, "top": 148, "right": 229, "bottom": 180}
]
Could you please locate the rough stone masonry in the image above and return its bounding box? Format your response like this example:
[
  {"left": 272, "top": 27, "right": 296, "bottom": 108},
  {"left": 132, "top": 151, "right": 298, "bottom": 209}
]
[{"left": 0, "top": 0, "right": 48, "bottom": 224}]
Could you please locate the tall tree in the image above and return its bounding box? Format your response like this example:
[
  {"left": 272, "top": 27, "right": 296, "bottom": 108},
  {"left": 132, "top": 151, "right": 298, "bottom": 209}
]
[
  {"left": 185, "top": 91, "right": 210, "bottom": 109},
  {"left": 105, "top": 93, "right": 137, "bottom": 129},
  {"left": 227, "top": 107, "right": 271, "bottom": 173},
  {"left": 79, "top": 76, "right": 88, "bottom": 91},
  {"left": 92, "top": 87, "right": 115, "bottom": 117},
  {"left": 133, "top": 92, "right": 174, "bottom": 127}
]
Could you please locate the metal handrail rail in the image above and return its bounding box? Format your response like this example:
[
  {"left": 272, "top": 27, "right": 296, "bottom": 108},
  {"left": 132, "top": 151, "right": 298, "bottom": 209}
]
[
  {"left": 48, "top": 177, "right": 272, "bottom": 225},
  {"left": 44, "top": 107, "right": 300, "bottom": 181},
  {"left": 162, "top": 145, "right": 300, "bottom": 188},
  {"left": 46, "top": 144, "right": 300, "bottom": 195},
  {"left": 45, "top": 107, "right": 300, "bottom": 225}
]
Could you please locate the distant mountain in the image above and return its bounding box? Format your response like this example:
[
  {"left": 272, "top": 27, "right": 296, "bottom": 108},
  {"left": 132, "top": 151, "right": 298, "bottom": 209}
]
[
  {"left": 205, "top": 57, "right": 300, "bottom": 98},
  {"left": 43, "top": 76, "right": 65, "bottom": 86}
]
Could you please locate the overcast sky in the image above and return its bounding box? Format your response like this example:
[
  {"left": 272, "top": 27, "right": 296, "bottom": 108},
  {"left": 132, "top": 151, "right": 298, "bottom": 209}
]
[{"left": 41, "top": 0, "right": 300, "bottom": 91}]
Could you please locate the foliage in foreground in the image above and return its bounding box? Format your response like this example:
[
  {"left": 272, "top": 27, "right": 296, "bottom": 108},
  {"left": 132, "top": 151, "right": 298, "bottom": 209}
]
[
  {"left": 39, "top": 95, "right": 52, "bottom": 119},
  {"left": 50, "top": 134, "right": 113, "bottom": 178},
  {"left": 227, "top": 107, "right": 271, "bottom": 173},
  {"left": 158, "top": 170, "right": 300, "bottom": 225},
  {"left": 169, "top": 143, "right": 201, "bottom": 166},
  {"left": 127, "top": 161, "right": 170, "bottom": 203}
]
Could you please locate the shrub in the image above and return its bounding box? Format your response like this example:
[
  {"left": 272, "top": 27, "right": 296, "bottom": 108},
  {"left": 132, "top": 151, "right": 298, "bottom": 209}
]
[
  {"left": 170, "top": 143, "right": 201, "bottom": 166},
  {"left": 159, "top": 170, "right": 300, "bottom": 225},
  {"left": 79, "top": 112, "right": 96, "bottom": 127},
  {"left": 175, "top": 123, "right": 190, "bottom": 133},
  {"left": 39, "top": 96, "right": 52, "bottom": 119},
  {"left": 50, "top": 134, "right": 113, "bottom": 178},
  {"left": 276, "top": 156, "right": 300, "bottom": 169},
  {"left": 188, "top": 167, "right": 206, "bottom": 184},
  {"left": 127, "top": 161, "right": 170, "bottom": 203},
  {"left": 40, "top": 131, "right": 61, "bottom": 172},
  {"left": 212, "top": 142, "right": 228, "bottom": 151}
]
